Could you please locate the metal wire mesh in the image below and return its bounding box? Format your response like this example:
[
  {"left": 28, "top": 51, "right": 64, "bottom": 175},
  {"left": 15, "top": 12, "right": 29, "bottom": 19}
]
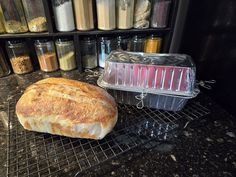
[{"left": 7, "top": 99, "right": 209, "bottom": 177}]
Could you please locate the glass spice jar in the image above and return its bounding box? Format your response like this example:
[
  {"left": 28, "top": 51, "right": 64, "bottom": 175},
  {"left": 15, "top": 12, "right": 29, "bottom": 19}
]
[
  {"left": 6, "top": 41, "right": 33, "bottom": 74},
  {"left": 35, "top": 40, "right": 59, "bottom": 72},
  {"left": 55, "top": 39, "right": 76, "bottom": 71},
  {"left": 0, "top": 0, "right": 28, "bottom": 33},
  {"left": 0, "top": 6, "right": 5, "bottom": 33},
  {"left": 116, "top": 0, "right": 135, "bottom": 29},
  {"left": 96, "top": 0, "right": 116, "bottom": 30},
  {"left": 133, "top": 0, "right": 151, "bottom": 29},
  {"left": 116, "top": 36, "right": 130, "bottom": 51},
  {"left": 98, "top": 37, "right": 116, "bottom": 67},
  {"left": 144, "top": 35, "right": 162, "bottom": 53},
  {"left": 130, "top": 35, "right": 145, "bottom": 52},
  {"left": 52, "top": 0, "right": 75, "bottom": 32},
  {"left": 0, "top": 48, "right": 11, "bottom": 77},
  {"left": 73, "top": 0, "right": 94, "bottom": 31},
  {"left": 80, "top": 38, "right": 98, "bottom": 69},
  {"left": 22, "top": 0, "right": 48, "bottom": 32},
  {"left": 151, "top": 0, "right": 171, "bottom": 28}
]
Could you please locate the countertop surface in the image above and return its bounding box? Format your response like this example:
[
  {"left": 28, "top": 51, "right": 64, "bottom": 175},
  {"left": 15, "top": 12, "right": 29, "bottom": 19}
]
[{"left": 0, "top": 70, "right": 235, "bottom": 177}]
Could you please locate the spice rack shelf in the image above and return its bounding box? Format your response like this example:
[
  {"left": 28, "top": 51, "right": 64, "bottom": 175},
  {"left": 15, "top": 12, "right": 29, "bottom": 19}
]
[
  {"left": 0, "top": 28, "right": 171, "bottom": 39},
  {"left": 0, "top": 0, "right": 179, "bottom": 73}
]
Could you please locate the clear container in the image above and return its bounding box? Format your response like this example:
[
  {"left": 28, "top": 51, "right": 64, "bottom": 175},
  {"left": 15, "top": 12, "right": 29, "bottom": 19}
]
[
  {"left": 55, "top": 39, "right": 76, "bottom": 71},
  {"left": 107, "top": 89, "right": 189, "bottom": 111},
  {"left": 80, "top": 38, "right": 97, "bottom": 69},
  {"left": 0, "top": 6, "right": 5, "bottom": 33},
  {"left": 22, "top": 0, "right": 47, "bottom": 32},
  {"left": 116, "top": 0, "right": 134, "bottom": 29},
  {"left": 96, "top": 0, "right": 116, "bottom": 30},
  {"left": 98, "top": 51, "right": 197, "bottom": 97},
  {"left": 130, "top": 35, "right": 145, "bottom": 52},
  {"left": 151, "top": 0, "right": 171, "bottom": 28},
  {"left": 73, "top": 0, "right": 94, "bottom": 31},
  {"left": 35, "top": 40, "right": 59, "bottom": 72},
  {"left": 0, "top": 0, "right": 28, "bottom": 33},
  {"left": 52, "top": 0, "right": 75, "bottom": 32},
  {"left": 116, "top": 36, "right": 130, "bottom": 51},
  {"left": 133, "top": 0, "right": 151, "bottom": 29},
  {"left": 0, "top": 48, "right": 11, "bottom": 77},
  {"left": 144, "top": 35, "right": 162, "bottom": 53},
  {"left": 6, "top": 41, "right": 33, "bottom": 74},
  {"left": 98, "top": 37, "right": 116, "bottom": 68}
]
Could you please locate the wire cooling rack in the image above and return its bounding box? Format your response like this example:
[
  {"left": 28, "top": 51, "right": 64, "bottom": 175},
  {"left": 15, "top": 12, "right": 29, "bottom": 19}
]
[{"left": 7, "top": 99, "right": 210, "bottom": 177}]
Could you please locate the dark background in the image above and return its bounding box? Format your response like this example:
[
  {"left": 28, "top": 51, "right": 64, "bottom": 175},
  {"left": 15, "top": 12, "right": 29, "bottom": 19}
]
[{"left": 180, "top": 0, "right": 236, "bottom": 116}]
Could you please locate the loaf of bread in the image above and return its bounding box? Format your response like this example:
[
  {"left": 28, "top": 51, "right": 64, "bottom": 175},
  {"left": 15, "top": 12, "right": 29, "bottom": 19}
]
[{"left": 16, "top": 78, "right": 118, "bottom": 140}]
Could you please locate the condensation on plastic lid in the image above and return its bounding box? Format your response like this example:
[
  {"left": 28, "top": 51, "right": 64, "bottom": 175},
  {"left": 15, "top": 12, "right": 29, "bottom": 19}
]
[{"left": 135, "top": 91, "right": 147, "bottom": 109}]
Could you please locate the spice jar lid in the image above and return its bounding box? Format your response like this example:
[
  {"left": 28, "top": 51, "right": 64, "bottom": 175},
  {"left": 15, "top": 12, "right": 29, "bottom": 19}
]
[
  {"left": 148, "top": 34, "right": 161, "bottom": 39},
  {"left": 133, "top": 35, "right": 145, "bottom": 40},
  {"left": 81, "top": 37, "right": 96, "bottom": 43},
  {"left": 117, "top": 36, "right": 129, "bottom": 40},
  {"left": 6, "top": 40, "right": 25, "bottom": 48},
  {"left": 99, "top": 37, "right": 114, "bottom": 42},
  {"left": 35, "top": 39, "right": 53, "bottom": 47},
  {"left": 55, "top": 38, "right": 73, "bottom": 45}
]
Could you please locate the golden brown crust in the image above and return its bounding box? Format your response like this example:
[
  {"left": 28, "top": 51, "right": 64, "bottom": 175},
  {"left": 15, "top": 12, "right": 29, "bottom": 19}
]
[{"left": 16, "top": 78, "right": 118, "bottom": 139}]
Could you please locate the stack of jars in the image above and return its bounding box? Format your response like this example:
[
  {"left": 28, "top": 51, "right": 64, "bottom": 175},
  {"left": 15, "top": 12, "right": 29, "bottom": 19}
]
[
  {"left": 35, "top": 39, "right": 77, "bottom": 72},
  {"left": 53, "top": 0, "right": 171, "bottom": 31},
  {"left": 3, "top": 38, "right": 77, "bottom": 75},
  {"left": 97, "top": 34, "right": 162, "bottom": 67},
  {"left": 0, "top": 0, "right": 47, "bottom": 34},
  {"left": 0, "top": 0, "right": 172, "bottom": 33}
]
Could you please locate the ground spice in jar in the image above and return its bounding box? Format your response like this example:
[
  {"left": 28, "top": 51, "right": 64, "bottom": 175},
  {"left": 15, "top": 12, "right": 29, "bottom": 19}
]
[
  {"left": 10, "top": 55, "right": 33, "bottom": 74},
  {"left": 144, "top": 36, "right": 162, "bottom": 53},
  {"left": 134, "top": 0, "right": 151, "bottom": 28},
  {"left": 59, "top": 51, "right": 76, "bottom": 71},
  {"left": 82, "top": 55, "right": 97, "bottom": 69},
  {"left": 4, "top": 20, "right": 28, "bottom": 33},
  {"left": 38, "top": 52, "right": 59, "bottom": 72},
  {"left": 28, "top": 16, "right": 47, "bottom": 32}
]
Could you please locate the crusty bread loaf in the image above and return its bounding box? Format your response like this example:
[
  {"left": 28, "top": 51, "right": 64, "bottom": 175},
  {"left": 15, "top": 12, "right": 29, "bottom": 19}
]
[{"left": 16, "top": 78, "right": 118, "bottom": 140}]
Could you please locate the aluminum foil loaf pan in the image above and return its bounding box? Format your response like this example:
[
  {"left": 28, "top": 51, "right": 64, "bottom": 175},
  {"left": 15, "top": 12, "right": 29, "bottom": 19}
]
[{"left": 100, "top": 51, "right": 196, "bottom": 97}]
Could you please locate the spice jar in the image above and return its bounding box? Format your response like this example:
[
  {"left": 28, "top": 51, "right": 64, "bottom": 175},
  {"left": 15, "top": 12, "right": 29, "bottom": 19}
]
[
  {"left": 80, "top": 38, "right": 97, "bottom": 69},
  {"left": 98, "top": 37, "right": 116, "bottom": 67},
  {"left": 0, "top": 0, "right": 28, "bottom": 33},
  {"left": 117, "top": 0, "right": 134, "bottom": 29},
  {"left": 130, "top": 35, "right": 145, "bottom": 52},
  {"left": 6, "top": 41, "right": 33, "bottom": 74},
  {"left": 116, "top": 36, "right": 130, "bottom": 51},
  {"left": 151, "top": 0, "right": 171, "bottom": 28},
  {"left": 0, "top": 48, "right": 11, "bottom": 77},
  {"left": 35, "top": 40, "right": 59, "bottom": 72},
  {"left": 73, "top": 0, "right": 94, "bottom": 31},
  {"left": 0, "top": 6, "right": 5, "bottom": 33},
  {"left": 96, "top": 0, "right": 116, "bottom": 30},
  {"left": 55, "top": 39, "right": 76, "bottom": 71},
  {"left": 22, "top": 0, "right": 47, "bottom": 32},
  {"left": 134, "top": 0, "right": 151, "bottom": 29},
  {"left": 52, "top": 0, "right": 75, "bottom": 32},
  {"left": 144, "top": 35, "right": 162, "bottom": 53}
]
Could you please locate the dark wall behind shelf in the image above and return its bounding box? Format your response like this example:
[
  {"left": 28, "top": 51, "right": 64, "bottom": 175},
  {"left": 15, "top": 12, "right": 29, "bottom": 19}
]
[{"left": 179, "top": 0, "right": 236, "bottom": 116}]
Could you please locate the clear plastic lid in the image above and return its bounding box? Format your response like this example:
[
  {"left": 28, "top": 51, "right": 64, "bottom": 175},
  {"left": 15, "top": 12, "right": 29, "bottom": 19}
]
[{"left": 97, "top": 51, "right": 198, "bottom": 98}]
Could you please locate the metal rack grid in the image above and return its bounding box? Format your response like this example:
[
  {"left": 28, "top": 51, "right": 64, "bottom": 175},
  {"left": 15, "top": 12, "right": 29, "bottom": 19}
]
[{"left": 7, "top": 100, "right": 209, "bottom": 177}]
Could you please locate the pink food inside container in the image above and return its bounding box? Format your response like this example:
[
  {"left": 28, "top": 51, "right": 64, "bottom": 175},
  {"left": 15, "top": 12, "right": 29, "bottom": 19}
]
[
  {"left": 155, "top": 66, "right": 165, "bottom": 89},
  {"left": 148, "top": 65, "right": 155, "bottom": 88},
  {"left": 163, "top": 67, "right": 172, "bottom": 90},
  {"left": 180, "top": 68, "right": 188, "bottom": 91}
]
